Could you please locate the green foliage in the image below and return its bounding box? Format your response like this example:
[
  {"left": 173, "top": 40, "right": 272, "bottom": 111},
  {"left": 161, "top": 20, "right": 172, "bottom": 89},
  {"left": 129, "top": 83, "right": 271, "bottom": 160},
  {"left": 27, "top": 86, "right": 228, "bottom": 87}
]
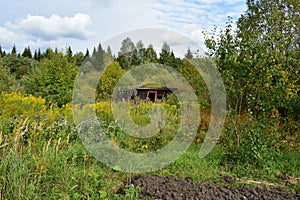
[
  {"left": 0, "top": 46, "right": 3, "bottom": 57},
  {"left": 141, "top": 83, "right": 164, "bottom": 88},
  {"left": 159, "top": 42, "right": 182, "bottom": 68},
  {"left": 0, "top": 139, "right": 113, "bottom": 199},
  {"left": 125, "top": 184, "right": 140, "bottom": 199},
  {"left": 2, "top": 54, "right": 39, "bottom": 79},
  {"left": 73, "top": 51, "right": 85, "bottom": 67},
  {"left": 179, "top": 59, "right": 209, "bottom": 106},
  {"left": 33, "top": 49, "right": 42, "bottom": 61},
  {"left": 22, "top": 52, "right": 78, "bottom": 106},
  {"left": 220, "top": 113, "right": 281, "bottom": 166},
  {"left": 163, "top": 93, "right": 179, "bottom": 106},
  {"left": 204, "top": 0, "right": 300, "bottom": 169},
  {"left": 0, "top": 61, "right": 18, "bottom": 93},
  {"left": 93, "top": 101, "right": 181, "bottom": 153},
  {"left": 159, "top": 42, "right": 171, "bottom": 64},
  {"left": 204, "top": 0, "right": 300, "bottom": 120},
  {"left": 145, "top": 44, "right": 158, "bottom": 63},
  {"left": 91, "top": 43, "right": 105, "bottom": 70},
  {"left": 11, "top": 44, "right": 17, "bottom": 55},
  {"left": 117, "top": 37, "right": 138, "bottom": 69},
  {"left": 104, "top": 45, "right": 114, "bottom": 66},
  {"left": 22, "top": 46, "right": 32, "bottom": 58},
  {"left": 135, "top": 40, "right": 147, "bottom": 64},
  {"left": 185, "top": 47, "right": 193, "bottom": 59},
  {"left": 97, "top": 61, "right": 124, "bottom": 100}
]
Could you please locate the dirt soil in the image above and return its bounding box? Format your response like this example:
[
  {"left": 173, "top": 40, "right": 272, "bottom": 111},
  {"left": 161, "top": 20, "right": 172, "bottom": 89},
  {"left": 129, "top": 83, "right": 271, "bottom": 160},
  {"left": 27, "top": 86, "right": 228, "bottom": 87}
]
[{"left": 127, "top": 174, "right": 300, "bottom": 200}]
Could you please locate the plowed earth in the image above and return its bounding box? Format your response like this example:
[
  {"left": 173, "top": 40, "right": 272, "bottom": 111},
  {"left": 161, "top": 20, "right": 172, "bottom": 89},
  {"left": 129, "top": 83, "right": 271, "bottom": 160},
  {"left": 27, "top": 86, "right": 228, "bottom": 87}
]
[{"left": 124, "top": 174, "right": 299, "bottom": 200}]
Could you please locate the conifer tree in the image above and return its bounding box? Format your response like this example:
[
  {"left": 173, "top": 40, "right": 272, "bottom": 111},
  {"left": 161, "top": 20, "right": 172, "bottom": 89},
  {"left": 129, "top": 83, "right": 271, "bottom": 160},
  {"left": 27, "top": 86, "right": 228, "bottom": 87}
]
[{"left": 11, "top": 45, "right": 17, "bottom": 55}]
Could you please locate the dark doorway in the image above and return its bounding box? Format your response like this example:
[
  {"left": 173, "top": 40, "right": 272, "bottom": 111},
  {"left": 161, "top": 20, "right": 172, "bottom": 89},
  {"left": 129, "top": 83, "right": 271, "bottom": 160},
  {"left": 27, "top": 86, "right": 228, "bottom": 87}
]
[{"left": 147, "top": 91, "right": 157, "bottom": 102}]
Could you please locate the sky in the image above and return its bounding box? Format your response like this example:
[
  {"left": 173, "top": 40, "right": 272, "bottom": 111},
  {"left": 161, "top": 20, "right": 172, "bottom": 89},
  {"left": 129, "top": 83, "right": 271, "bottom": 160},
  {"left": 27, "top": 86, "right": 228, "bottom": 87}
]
[{"left": 0, "top": 0, "right": 247, "bottom": 55}]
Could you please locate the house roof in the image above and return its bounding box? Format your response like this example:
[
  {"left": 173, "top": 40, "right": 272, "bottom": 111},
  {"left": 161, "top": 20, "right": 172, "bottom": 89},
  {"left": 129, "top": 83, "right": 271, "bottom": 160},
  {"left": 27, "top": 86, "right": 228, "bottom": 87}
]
[{"left": 136, "top": 87, "right": 177, "bottom": 91}]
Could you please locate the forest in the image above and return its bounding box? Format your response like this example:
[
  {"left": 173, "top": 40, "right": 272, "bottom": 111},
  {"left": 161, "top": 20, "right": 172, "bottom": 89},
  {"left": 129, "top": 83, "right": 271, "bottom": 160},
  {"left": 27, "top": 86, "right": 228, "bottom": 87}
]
[{"left": 0, "top": 0, "right": 299, "bottom": 199}]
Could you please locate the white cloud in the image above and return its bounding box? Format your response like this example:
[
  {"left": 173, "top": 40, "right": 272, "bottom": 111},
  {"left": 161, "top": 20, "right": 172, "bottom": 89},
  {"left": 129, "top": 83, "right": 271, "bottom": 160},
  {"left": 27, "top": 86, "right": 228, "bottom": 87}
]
[
  {"left": 0, "top": 27, "right": 16, "bottom": 43},
  {"left": 5, "top": 13, "right": 94, "bottom": 41}
]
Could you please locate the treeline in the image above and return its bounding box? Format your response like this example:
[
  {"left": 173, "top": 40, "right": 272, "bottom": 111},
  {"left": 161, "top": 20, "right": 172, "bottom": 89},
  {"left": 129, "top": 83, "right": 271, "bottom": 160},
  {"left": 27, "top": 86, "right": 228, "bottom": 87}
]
[{"left": 0, "top": 38, "right": 208, "bottom": 107}]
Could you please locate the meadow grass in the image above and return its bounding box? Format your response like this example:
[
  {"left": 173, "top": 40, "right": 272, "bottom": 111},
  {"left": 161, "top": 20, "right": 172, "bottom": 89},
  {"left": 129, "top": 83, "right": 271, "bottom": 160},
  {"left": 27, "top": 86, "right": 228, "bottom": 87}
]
[
  {"left": 0, "top": 96, "right": 299, "bottom": 199},
  {"left": 1, "top": 138, "right": 299, "bottom": 199}
]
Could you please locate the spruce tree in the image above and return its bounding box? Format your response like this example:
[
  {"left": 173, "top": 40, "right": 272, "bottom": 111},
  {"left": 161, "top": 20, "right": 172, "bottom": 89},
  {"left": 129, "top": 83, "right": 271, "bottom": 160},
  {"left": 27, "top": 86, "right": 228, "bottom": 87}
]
[{"left": 11, "top": 45, "right": 17, "bottom": 55}]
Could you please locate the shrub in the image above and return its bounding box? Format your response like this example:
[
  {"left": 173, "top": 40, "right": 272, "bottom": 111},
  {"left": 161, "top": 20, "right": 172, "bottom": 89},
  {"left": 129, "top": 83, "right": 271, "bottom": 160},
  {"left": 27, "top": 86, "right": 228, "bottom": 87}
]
[{"left": 220, "top": 112, "right": 281, "bottom": 167}]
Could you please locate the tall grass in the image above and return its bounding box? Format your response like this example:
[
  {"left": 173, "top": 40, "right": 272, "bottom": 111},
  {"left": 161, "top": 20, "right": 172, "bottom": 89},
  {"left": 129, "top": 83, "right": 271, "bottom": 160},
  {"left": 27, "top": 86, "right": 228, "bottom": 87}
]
[{"left": 0, "top": 93, "right": 299, "bottom": 198}]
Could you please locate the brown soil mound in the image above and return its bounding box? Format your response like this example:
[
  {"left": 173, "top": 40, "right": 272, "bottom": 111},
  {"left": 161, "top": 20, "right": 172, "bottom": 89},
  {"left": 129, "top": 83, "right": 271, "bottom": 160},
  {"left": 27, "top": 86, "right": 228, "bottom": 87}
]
[{"left": 128, "top": 174, "right": 299, "bottom": 200}]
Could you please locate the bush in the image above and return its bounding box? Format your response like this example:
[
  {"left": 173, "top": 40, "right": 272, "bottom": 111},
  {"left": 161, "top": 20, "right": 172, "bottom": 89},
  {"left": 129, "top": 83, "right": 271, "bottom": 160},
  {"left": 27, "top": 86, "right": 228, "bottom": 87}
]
[{"left": 220, "top": 113, "right": 281, "bottom": 167}]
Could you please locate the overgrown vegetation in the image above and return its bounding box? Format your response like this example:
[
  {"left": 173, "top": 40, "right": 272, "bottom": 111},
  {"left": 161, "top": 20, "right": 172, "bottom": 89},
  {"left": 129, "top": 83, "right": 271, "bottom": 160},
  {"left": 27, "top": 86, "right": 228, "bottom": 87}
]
[
  {"left": 0, "top": 0, "right": 299, "bottom": 198},
  {"left": 204, "top": 0, "right": 299, "bottom": 165}
]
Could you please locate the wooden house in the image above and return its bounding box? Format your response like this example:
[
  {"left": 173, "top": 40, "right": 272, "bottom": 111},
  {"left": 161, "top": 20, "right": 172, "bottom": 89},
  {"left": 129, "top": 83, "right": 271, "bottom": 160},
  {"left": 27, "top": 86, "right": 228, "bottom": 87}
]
[
  {"left": 114, "top": 87, "right": 177, "bottom": 102},
  {"left": 136, "top": 87, "right": 177, "bottom": 102}
]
